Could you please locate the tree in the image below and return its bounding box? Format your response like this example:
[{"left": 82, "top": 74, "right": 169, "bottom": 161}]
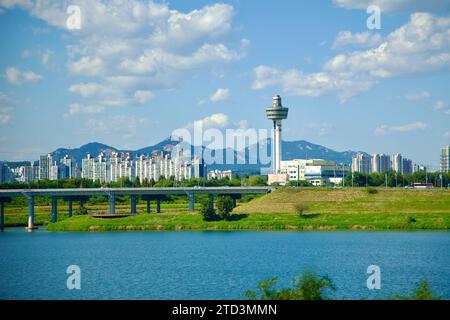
[
  {"left": 216, "top": 196, "right": 234, "bottom": 220},
  {"left": 200, "top": 199, "right": 217, "bottom": 221}
]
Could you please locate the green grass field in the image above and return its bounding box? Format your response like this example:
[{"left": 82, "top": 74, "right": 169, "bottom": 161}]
[{"left": 4, "top": 188, "right": 450, "bottom": 232}]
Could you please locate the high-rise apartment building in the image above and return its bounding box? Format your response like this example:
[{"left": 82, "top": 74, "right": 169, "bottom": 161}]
[
  {"left": 352, "top": 153, "right": 371, "bottom": 174},
  {"left": 39, "top": 154, "right": 52, "bottom": 180},
  {"left": 392, "top": 153, "right": 403, "bottom": 173},
  {"left": 371, "top": 154, "right": 391, "bottom": 173},
  {"left": 402, "top": 158, "right": 413, "bottom": 175},
  {"left": 441, "top": 146, "right": 450, "bottom": 173}
]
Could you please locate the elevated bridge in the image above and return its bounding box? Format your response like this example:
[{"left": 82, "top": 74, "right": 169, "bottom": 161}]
[{"left": 0, "top": 187, "right": 272, "bottom": 230}]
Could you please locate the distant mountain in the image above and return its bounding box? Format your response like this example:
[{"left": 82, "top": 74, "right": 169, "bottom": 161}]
[
  {"left": 3, "top": 137, "right": 367, "bottom": 174},
  {"left": 282, "top": 140, "right": 365, "bottom": 164},
  {"left": 49, "top": 137, "right": 181, "bottom": 166}
]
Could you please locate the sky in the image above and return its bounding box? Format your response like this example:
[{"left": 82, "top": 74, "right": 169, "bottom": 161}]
[{"left": 0, "top": 0, "right": 449, "bottom": 169}]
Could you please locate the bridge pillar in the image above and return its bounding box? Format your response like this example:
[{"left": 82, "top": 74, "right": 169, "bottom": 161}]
[
  {"left": 68, "top": 200, "right": 73, "bottom": 217},
  {"left": 209, "top": 194, "right": 214, "bottom": 209},
  {"left": 0, "top": 197, "right": 12, "bottom": 232},
  {"left": 27, "top": 195, "right": 35, "bottom": 230},
  {"left": 146, "top": 199, "right": 151, "bottom": 213},
  {"left": 232, "top": 198, "right": 237, "bottom": 208},
  {"left": 188, "top": 193, "right": 195, "bottom": 212},
  {"left": 156, "top": 198, "right": 161, "bottom": 214},
  {"left": 0, "top": 201, "right": 4, "bottom": 232},
  {"left": 131, "top": 195, "right": 137, "bottom": 214},
  {"left": 51, "top": 196, "right": 58, "bottom": 223},
  {"left": 109, "top": 193, "right": 116, "bottom": 215}
]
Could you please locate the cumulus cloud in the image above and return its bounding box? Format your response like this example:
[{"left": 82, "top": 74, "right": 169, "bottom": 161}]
[
  {"left": 333, "top": 0, "right": 450, "bottom": 13},
  {"left": 66, "top": 103, "right": 105, "bottom": 117},
  {"left": 374, "top": 121, "right": 430, "bottom": 135},
  {"left": 133, "top": 90, "right": 154, "bottom": 104},
  {"left": 186, "top": 113, "right": 229, "bottom": 130},
  {"left": 0, "top": 1, "right": 243, "bottom": 110},
  {"left": 253, "top": 13, "right": 450, "bottom": 102},
  {"left": 252, "top": 65, "right": 374, "bottom": 103},
  {"left": 210, "top": 88, "right": 230, "bottom": 102},
  {"left": 69, "top": 82, "right": 113, "bottom": 98},
  {"left": 332, "top": 31, "right": 383, "bottom": 49},
  {"left": 5, "top": 67, "right": 43, "bottom": 85}
]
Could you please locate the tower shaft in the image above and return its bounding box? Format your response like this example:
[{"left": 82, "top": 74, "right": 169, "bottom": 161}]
[{"left": 274, "top": 120, "right": 282, "bottom": 174}]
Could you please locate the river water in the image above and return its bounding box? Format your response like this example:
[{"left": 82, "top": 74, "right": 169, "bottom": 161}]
[{"left": 1, "top": 228, "right": 449, "bottom": 299}]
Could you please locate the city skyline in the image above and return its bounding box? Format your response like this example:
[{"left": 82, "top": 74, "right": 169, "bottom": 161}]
[{"left": 1, "top": 1, "right": 450, "bottom": 168}]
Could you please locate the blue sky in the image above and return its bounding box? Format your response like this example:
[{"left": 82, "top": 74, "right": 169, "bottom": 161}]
[{"left": 0, "top": 0, "right": 449, "bottom": 169}]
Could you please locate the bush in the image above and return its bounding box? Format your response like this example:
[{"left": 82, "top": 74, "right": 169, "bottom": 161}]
[
  {"left": 365, "top": 187, "right": 378, "bottom": 194},
  {"left": 293, "top": 201, "right": 309, "bottom": 217},
  {"left": 407, "top": 216, "right": 417, "bottom": 224},
  {"left": 245, "top": 272, "right": 335, "bottom": 300},
  {"left": 75, "top": 205, "right": 88, "bottom": 215},
  {"left": 392, "top": 280, "right": 441, "bottom": 300},
  {"left": 200, "top": 199, "right": 217, "bottom": 221},
  {"left": 216, "top": 196, "right": 234, "bottom": 220}
]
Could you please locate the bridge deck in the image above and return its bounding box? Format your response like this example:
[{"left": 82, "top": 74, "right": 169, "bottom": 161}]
[{"left": 0, "top": 187, "right": 272, "bottom": 198}]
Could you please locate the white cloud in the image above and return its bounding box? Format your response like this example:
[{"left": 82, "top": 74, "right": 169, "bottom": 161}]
[
  {"left": 404, "top": 91, "right": 430, "bottom": 101},
  {"left": 333, "top": 31, "right": 383, "bottom": 49},
  {"left": 69, "top": 56, "right": 105, "bottom": 77},
  {"left": 333, "top": 0, "right": 450, "bottom": 13},
  {"left": 65, "top": 103, "right": 105, "bottom": 117},
  {"left": 0, "top": 106, "right": 12, "bottom": 124},
  {"left": 149, "top": 3, "right": 234, "bottom": 50},
  {"left": 210, "top": 88, "right": 230, "bottom": 102},
  {"left": 134, "top": 90, "right": 154, "bottom": 104},
  {"left": 69, "top": 82, "right": 112, "bottom": 98},
  {"left": 187, "top": 113, "right": 229, "bottom": 130},
  {"left": 374, "top": 121, "right": 430, "bottom": 135},
  {"left": 5, "top": 67, "right": 43, "bottom": 85},
  {"left": 253, "top": 13, "right": 450, "bottom": 102},
  {"left": 252, "top": 65, "right": 374, "bottom": 103},
  {"left": 444, "top": 131, "right": 450, "bottom": 138},
  {"left": 0, "top": 1, "right": 243, "bottom": 110}
]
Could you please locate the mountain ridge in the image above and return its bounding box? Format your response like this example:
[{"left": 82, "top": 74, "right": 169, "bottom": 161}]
[{"left": 3, "top": 138, "right": 368, "bottom": 173}]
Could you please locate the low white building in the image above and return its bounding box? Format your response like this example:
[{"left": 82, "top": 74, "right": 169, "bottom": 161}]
[
  {"left": 208, "top": 170, "right": 232, "bottom": 180},
  {"left": 279, "top": 159, "right": 348, "bottom": 186}
]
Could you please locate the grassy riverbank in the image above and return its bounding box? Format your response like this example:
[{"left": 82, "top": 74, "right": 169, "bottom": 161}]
[{"left": 41, "top": 188, "right": 450, "bottom": 232}]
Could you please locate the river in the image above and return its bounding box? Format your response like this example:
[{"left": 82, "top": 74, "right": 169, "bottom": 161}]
[{"left": 1, "top": 228, "right": 449, "bottom": 299}]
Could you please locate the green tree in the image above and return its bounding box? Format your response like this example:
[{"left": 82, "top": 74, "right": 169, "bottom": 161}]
[
  {"left": 216, "top": 196, "right": 234, "bottom": 220},
  {"left": 200, "top": 199, "right": 217, "bottom": 221}
]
